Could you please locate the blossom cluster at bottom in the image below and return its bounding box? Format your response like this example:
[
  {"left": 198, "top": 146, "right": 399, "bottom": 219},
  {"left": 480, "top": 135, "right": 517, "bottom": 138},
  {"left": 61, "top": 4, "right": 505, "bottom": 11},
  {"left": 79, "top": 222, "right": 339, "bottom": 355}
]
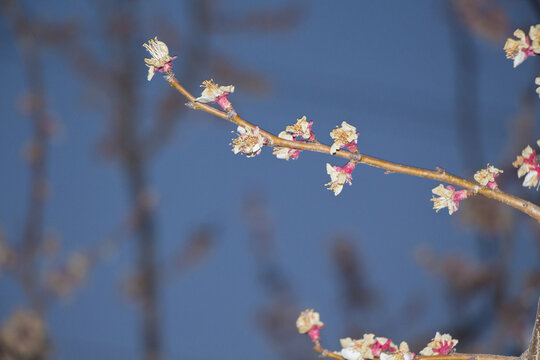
[{"left": 296, "top": 310, "right": 458, "bottom": 360}]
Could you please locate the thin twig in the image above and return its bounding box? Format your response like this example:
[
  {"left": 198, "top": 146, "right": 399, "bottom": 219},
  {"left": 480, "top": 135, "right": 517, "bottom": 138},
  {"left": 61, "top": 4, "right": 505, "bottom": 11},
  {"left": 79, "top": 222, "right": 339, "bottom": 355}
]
[{"left": 165, "top": 75, "right": 540, "bottom": 223}]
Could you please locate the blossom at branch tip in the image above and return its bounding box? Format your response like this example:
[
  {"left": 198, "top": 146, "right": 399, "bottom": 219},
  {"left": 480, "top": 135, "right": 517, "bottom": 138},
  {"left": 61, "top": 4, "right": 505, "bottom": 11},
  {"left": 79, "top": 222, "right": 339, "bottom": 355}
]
[
  {"left": 473, "top": 164, "right": 503, "bottom": 190},
  {"left": 285, "top": 115, "right": 315, "bottom": 141},
  {"left": 536, "top": 77, "right": 540, "bottom": 98},
  {"left": 273, "top": 131, "right": 301, "bottom": 160},
  {"left": 330, "top": 121, "right": 359, "bottom": 154},
  {"left": 325, "top": 161, "right": 356, "bottom": 196},
  {"left": 513, "top": 142, "right": 540, "bottom": 189},
  {"left": 296, "top": 309, "right": 324, "bottom": 342},
  {"left": 339, "top": 334, "right": 376, "bottom": 360},
  {"left": 231, "top": 126, "right": 265, "bottom": 157},
  {"left": 431, "top": 184, "right": 469, "bottom": 215},
  {"left": 419, "top": 332, "right": 458, "bottom": 356},
  {"left": 143, "top": 37, "right": 177, "bottom": 81},
  {"left": 195, "top": 79, "right": 235, "bottom": 112},
  {"left": 503, "top": 26, "right": 539, "bottom": 67}
]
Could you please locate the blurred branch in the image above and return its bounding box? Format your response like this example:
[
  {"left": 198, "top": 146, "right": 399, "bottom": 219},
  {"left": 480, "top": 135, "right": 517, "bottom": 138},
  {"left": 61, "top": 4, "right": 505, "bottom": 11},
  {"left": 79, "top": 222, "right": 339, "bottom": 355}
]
[
  {"left": 2, "top": 0, "right": 51, "bottom": 313},
  {"left": 528, "top": 0, "right": 540, "bottom": 19},
  {"left": 212, "top": 5, "right": 303, "bottom": 33}
]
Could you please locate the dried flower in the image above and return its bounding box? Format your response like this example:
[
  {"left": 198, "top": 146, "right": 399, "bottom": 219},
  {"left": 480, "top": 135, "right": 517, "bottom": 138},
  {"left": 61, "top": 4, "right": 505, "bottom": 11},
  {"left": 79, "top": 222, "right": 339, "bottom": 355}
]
[
  {"left": 273, "top": 131, "right": 301, "bottom": 160},
  {"left": 143, "top": 37, "right": 177, "bottom": 81},
  {"left": 0, "top": 310, "right": 47, "bottom": 359},
  {"left": 420, "top": 332, "right": 458, "bottom": 356},
  {"left": 504, "top": 28, "right": 537, "bottom": 67},
  {"left": 195, "top": 79, "right": 235, "bottom": 112},
  {"left": 474, "top": 164, "right": 503, "bottom": 190},
  {"left": 431, "top": 184, "right": 469, "bottom": 215},
  {"left": 330, "top": 121, "right": 358, "bottom": 154},
  {"left": 513, "top": 143, "right": 540, "bottom": 189},
  {"left": 325, "top": 161, "right": 356, "bottom": 196},
  {"left": 231, "top": 126, "right": 265, "bottom": 157},
  {"left": 296, "top": 309, "right": 324, "bottom": 342},
  {"left": 339, "top": 334, "right": 376, "bottom": 360},
  {"left": 285, "top": 115, "right": 314, "bottom": 140}
]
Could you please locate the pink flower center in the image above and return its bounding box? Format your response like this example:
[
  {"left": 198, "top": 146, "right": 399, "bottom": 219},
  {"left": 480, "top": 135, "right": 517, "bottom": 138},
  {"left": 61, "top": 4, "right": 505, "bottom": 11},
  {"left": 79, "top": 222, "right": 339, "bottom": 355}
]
[
  {"left": 307, "top": 324, "right": 324, "bottom": 342},
  {"left": 342, "top": 161, "right": 356, "bottom": 174},
  {"left": 523, "top": 150, "right": 540, "bottom": 173},
  {"left": 370, "top": 339, "right": 397, "bottom": 356},
  {"left": 216, "top": 95, "right": 232, "bottom": 111},
  {"left": 435, "top": 341, "right": 454, "bottom": 355}
]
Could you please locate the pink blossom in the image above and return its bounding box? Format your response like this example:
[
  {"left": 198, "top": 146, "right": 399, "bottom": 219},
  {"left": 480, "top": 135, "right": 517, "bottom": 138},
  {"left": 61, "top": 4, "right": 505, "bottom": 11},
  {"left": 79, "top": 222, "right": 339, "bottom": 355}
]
[
  {"left": 195, "top": 80, "right": 235, "bottom": 112},
  {"left": 370, "top": 338, "right": 397, "bottom": 356},
  {"left": 325, "top": 161, "right": 356, "bottom": 196},
  {"left": 431, "top": 185, "right": 470, "bottom": 215},
  {"left": 143, "top": 37, "right": 177, "bottom": 81},
  {"left": 513, "top": 144, "right": 540, "bottom": 189}
]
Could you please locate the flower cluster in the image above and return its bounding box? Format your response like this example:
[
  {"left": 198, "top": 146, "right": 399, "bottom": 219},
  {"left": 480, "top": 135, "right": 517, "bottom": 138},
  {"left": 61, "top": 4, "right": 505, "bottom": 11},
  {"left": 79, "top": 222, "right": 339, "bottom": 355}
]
[
  {"left": 419, "top": 332, "right": 458, "bottom": 356},
  {"left": 326, "top": 161, "right": 356, "bottom": 196},
  {"left": 296, "top": 309, "right": 324, "bottom": 343},
  {"left": 231, "top": 126, "right": 266, "bottom": 157},
  {"left": 503, "top": 25, "right": 540, "bottom": 67},
  {"left": 431, "top": 184, "right": 469, "bottom": 215},
  {"left": 195, "top": 79, "right": 235, "bottom": 112},
  {"left": 143, "top": 37, "right": 177, "bottom": 81},
  {"left": 513, "top": 141, "right": 540, "bottom": 189},
  {"left": 273, "top": 116, "right": 314, "bottom": 160},
  {"left": 330, "top": 121, "right": 358, "bottom": 154},
  {"left": 474, "top": 164, "right": 503, "bottom": 190},
  {"left": 297, "top": 310, "right": 458, "bottom": 360},
  {"left": 504, "top": 26, "right": 540, "bottom": 98}
]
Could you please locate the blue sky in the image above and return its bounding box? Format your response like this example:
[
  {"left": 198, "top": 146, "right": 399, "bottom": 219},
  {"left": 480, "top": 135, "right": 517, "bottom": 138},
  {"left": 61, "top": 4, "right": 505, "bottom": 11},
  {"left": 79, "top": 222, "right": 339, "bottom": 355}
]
[{"left": 1, "top": 1, "right": 539, "bottom": 359}]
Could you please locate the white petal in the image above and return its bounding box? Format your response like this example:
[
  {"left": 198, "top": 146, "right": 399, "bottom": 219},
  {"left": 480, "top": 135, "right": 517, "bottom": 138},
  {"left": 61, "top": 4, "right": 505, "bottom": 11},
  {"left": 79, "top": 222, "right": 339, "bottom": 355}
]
[
  {"left": 514, "top": 51, "right": 526, "bottom": 67},
  {"left": 147, "top": 66, "right": 155, "bottom": 81},
  {"left": 340, "top": 348, "right": 362, "bottom": 360},
  {"left": 195, "top": 96, "right": 214, "bottom": 103}
]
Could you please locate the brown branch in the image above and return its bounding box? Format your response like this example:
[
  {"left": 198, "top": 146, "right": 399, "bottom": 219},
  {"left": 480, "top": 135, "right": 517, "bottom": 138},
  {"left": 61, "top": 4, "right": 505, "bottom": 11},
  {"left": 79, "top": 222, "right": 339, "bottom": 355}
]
[{"left": 164, "top": 75, "right": 540, "bottom": 223}]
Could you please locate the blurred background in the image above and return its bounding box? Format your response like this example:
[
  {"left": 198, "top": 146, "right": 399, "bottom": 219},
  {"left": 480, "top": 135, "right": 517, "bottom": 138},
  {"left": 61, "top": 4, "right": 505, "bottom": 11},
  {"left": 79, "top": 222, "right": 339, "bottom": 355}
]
[{"left": 1, "top": 0, "right": 540, "bottom": 359}]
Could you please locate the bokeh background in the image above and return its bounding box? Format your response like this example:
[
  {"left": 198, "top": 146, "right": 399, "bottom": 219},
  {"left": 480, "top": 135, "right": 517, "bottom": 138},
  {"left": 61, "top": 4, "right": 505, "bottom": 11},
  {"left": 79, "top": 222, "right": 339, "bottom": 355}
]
[{"left": 1, "top": 0, "right": 540, "bottom": 359}]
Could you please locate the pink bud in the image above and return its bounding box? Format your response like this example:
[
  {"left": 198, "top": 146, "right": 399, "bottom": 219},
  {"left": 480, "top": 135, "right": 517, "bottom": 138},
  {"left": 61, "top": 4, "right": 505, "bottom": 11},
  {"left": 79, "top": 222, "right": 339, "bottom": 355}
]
[{"left": 307, "top": 324, "right": 324, "bottom": 342}]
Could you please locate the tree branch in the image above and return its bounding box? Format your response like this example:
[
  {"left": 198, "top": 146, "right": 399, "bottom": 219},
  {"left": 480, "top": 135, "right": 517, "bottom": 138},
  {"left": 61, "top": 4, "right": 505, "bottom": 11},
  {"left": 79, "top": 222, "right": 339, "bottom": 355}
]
[{"left": 163, "top": 75, "right": 540, "bottom": 223}]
